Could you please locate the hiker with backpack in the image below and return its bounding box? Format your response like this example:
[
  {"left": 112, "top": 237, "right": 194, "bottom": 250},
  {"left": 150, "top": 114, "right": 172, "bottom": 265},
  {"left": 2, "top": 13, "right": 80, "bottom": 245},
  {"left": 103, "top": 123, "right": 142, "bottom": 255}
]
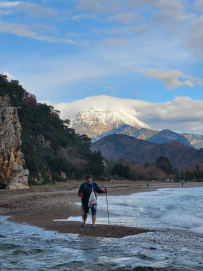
[{"left": 78, "top": 175, "right": 107, "bottom": 228}]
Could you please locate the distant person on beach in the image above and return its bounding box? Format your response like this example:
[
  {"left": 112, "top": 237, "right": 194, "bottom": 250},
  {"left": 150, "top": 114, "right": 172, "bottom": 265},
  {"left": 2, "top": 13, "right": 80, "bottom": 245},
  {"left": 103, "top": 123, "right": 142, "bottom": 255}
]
[{"left": 78, "top": 175, "right": 107, "bottom": 228}]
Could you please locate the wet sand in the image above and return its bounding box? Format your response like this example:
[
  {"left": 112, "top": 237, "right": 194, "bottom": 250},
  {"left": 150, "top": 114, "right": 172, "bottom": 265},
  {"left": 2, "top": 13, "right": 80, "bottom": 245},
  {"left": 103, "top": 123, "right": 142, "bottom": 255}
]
[{"left": 0, "top": 181, "right": 202, "bottom": 238}]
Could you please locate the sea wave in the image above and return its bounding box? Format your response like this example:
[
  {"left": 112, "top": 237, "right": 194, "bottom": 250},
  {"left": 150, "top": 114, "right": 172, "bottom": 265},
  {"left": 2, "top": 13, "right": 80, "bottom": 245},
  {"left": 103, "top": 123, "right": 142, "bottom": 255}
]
[{"left": 1, "top": 187, "right": 203, "bottom": 271}]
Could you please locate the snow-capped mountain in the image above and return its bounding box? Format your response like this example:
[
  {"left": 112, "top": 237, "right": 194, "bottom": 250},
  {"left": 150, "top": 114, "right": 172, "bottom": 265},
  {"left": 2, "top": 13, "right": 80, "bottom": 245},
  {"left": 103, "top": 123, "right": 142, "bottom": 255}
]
[
  {"left": 69, "top": 107, "right": 203, "bottom": 149},
  {"left": 70, "top": 107, "right": 151, "bottom": 138}
]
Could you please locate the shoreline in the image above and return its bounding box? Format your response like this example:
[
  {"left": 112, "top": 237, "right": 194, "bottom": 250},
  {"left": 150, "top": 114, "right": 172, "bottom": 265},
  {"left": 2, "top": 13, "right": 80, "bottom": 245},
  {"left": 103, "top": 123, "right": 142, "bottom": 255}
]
[{"left": 0, "top": 181, "right": 203, "bottom": 238}]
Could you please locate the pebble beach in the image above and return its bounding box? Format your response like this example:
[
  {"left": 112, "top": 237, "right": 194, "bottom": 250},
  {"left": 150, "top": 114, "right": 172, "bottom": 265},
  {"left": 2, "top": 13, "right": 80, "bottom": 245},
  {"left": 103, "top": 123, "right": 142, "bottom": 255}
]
[{"left": 1, "top": 180, "right": 203, "bottom": 238}]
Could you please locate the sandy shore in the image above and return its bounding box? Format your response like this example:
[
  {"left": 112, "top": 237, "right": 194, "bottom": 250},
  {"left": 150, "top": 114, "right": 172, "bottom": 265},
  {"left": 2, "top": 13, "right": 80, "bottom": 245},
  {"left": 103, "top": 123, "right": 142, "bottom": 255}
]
[{"left": 0, "top": 180, "right": 202, "bottom": 238}]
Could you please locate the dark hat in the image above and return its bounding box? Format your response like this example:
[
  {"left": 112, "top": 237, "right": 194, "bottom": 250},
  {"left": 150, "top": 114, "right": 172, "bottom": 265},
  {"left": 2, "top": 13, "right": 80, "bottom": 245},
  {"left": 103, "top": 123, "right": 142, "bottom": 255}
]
[{"left": 86, "top": 175, "right": 92, "bottom": 180}]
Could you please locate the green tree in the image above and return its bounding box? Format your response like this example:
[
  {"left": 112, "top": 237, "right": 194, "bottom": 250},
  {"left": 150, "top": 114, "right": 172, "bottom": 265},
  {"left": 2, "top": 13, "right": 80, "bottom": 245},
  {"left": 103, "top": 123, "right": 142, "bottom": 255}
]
[
  {"left": 85, "top": 151, "right": 105, "bottom": 178},
  {"left": 48, "top": 157, "right": 72, "bottom": 176},
  {"left": 111, "top": 163, "right": 131, "bottom": 179},
  {"left": 111, "top": 163, "right": 123, "bottom": 177},
  {"left": 144, "top": 161, "right": 150, "bottom": 169},
  {"left": 156, "top": 156, "right": 173, "bottom": 174}
]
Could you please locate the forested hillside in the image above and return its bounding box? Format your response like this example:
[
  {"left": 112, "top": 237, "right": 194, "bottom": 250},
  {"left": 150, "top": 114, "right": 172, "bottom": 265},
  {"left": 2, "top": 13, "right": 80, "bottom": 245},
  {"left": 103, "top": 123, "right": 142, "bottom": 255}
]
[
  {"left": 91, "top": 134, "right": 203, "bottom": 171},
  {"left": 0, "top": 74, "right": 104, "bottom": 184}
]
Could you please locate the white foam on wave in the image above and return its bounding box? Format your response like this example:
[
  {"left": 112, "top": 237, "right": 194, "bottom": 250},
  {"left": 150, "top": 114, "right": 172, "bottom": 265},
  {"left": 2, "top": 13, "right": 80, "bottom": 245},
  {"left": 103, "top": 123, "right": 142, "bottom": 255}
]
[
  {"left": 103, "top": 187, "right": 203, "bottom": 233},
  {"left": 135, "top": 187, "right": 203, "bottom": 233},
  {"left": 53, "top": 217, "right": 82, "bottom": 222},
  {"left": 53, "top": 187, "right": 203, "bottom": 234},
  {"left": 159, "top": 211, "right": 203, "bottom": 233}
]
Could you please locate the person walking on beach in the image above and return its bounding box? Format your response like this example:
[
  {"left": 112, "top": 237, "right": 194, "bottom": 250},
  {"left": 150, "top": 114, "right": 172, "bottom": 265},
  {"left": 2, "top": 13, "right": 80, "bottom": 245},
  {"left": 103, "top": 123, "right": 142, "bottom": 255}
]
[{"left": 78, "top": 175, "right": 107, "bottom": 228}]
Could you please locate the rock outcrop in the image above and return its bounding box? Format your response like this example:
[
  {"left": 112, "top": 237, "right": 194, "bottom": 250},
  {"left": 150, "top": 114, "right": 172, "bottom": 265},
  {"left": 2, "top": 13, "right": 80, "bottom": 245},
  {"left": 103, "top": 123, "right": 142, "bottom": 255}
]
[
  {"left": 0, "top": 96, "right": 29, "bottom": 189},
  {"left": 36, "top": 134, "right": 51, "bottom": 148},
  {"left": 7, "top": 169, "right": 29, "bottom": 189}
]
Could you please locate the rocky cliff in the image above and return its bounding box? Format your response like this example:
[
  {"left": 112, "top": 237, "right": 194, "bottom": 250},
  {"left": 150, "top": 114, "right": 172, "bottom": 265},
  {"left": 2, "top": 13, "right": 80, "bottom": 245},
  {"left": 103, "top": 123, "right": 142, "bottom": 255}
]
[{"left": 0, "top": 96, "right": 29, "bottom": 189}]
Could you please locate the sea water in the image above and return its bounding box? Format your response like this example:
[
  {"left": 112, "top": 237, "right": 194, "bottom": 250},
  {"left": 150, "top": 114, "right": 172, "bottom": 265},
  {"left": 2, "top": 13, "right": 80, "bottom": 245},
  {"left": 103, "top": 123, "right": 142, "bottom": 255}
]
[
  {"left": 96, "top": 187, "right": 203, "bottom": 234},
  {"left": 0, "top": 187, "right": 203, "bottom": 271}
]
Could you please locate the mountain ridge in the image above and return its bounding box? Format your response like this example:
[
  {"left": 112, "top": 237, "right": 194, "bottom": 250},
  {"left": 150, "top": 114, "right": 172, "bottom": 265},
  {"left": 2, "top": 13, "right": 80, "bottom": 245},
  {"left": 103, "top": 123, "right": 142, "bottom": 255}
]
[
  {"left": 91, "top": 134, "right": 203, "bottom": 170},
  {"left": 69, "top": 108, "right": 203, "bottom": 149},
  {"left": 148, "top": 129, "right": 193, "bottom": 148},
  {"left": 92, "top": 124, "right": 158, "bottom": 142}
]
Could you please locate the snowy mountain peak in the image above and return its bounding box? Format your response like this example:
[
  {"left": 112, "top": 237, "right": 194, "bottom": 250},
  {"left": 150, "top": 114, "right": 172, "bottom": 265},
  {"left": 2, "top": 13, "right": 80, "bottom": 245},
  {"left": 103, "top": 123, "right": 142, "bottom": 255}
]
[{"left": 70, "top": 107, "right": 151, "bottom": 138}]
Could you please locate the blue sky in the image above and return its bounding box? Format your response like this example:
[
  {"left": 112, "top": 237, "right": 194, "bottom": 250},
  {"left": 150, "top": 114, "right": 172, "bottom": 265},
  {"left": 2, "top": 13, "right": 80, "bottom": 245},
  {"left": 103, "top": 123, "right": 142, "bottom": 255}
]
[{"left": 1, "top": 0, "right": 203, "bottom": 133}]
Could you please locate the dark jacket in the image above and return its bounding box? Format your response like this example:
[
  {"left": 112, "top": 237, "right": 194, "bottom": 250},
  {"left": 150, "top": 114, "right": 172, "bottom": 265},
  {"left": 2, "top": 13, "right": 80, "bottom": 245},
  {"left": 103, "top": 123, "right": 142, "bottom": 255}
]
[{"left": 78, "top": 182, "right": 105, "bottom": 205}]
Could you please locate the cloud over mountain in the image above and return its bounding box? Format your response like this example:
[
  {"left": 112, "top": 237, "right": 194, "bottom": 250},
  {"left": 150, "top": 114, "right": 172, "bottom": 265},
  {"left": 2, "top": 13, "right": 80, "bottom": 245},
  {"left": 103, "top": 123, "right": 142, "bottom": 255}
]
[{"left": 54, "top": 95, "right": 203, "bottom": 135}]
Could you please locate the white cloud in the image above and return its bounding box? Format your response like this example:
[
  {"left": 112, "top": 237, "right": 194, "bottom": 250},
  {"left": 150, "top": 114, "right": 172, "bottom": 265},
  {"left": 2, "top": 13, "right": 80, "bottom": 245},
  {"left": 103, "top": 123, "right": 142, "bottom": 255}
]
[
  {"left": 54, "top": 95, "right": 203, "bottom": 134},
  {"left": 0, "top": 1, "right": 20, "bottom": 8},
  {"left": 194, "top": 0, "right": 203, "bottom": 11},
  {"left": 38, "top": 100, "right": 51, "bottom": 105},
  {"left": 100, "top": 25, "right": 149, "bottom": 37},
  {"left": 54, "top": 95, "right": 143, "bottom": 119},
  {"left": 107, "top": 38, "right": 129, "bottom": 46},
  {"left": 136, "top": 69, "right": 202, "bottom": 89},
  {"left": 140, "top": 96, "right": 203, "bottom": 133},
  {"left": 104, "top": 86, "right": 116, "bottom": 90},
  {"left": 0, "top": 9, "right": 11, "bottom": 15},
  {"left": 0, "top": 21, "right": 76, "bottom": 44},
  {"left": 76, "top": 0, "right": 126, "bottom": 13},
  {"left": 2, "top": 72, "right": 15, "bottom": 80},
  {"left": 133, "top": 25, "right": 150, "bottom": 34},
  {"left": 16, "top": 2, "right": 58, "bottom": 18},
  {"left": 76, "top": 0, "right": 193, "bottom": 24},
  {"left": 107, "top": 12, "right": 140, "bottom": 24},
  {"left": 0, "top": 1, "right": 19, "bottom": 14},
  {"left": 151, "top": 0, "right": 195, "bottom": 23},
  {"left": 185, "top": 74, "right": 202, "bottom": 85},
  {"left": 0, "top": 21, "right": 36, "bottom": 38},
  {"left": 189, "top": 16, "right": 203, "bottom": 60},
  {"left": 71, "top": 13, "right": 97, "bottom": 21},
  {"left": 0, "top": 1, "right": 58, "bottom": 17}
]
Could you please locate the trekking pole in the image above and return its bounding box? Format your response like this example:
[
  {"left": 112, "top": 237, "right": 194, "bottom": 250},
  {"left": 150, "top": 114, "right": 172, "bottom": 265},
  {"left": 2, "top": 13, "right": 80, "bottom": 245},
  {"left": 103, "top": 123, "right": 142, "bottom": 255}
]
[
  {"left": 81, "top": 199, "right": 84, "bottom": 228},
  {"left": 105, "top": 187, "right": 110, "bottom": 224}
]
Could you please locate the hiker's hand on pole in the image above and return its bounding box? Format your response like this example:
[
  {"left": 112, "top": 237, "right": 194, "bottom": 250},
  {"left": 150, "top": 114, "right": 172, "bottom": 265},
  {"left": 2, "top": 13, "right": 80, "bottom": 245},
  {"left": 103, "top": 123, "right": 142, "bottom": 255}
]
[
  {"left": 105, "top": 188, "right": 108, "bottom": 193},
  {"left": 79, "top": 193, "right": 83, "bottom": 198}
]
